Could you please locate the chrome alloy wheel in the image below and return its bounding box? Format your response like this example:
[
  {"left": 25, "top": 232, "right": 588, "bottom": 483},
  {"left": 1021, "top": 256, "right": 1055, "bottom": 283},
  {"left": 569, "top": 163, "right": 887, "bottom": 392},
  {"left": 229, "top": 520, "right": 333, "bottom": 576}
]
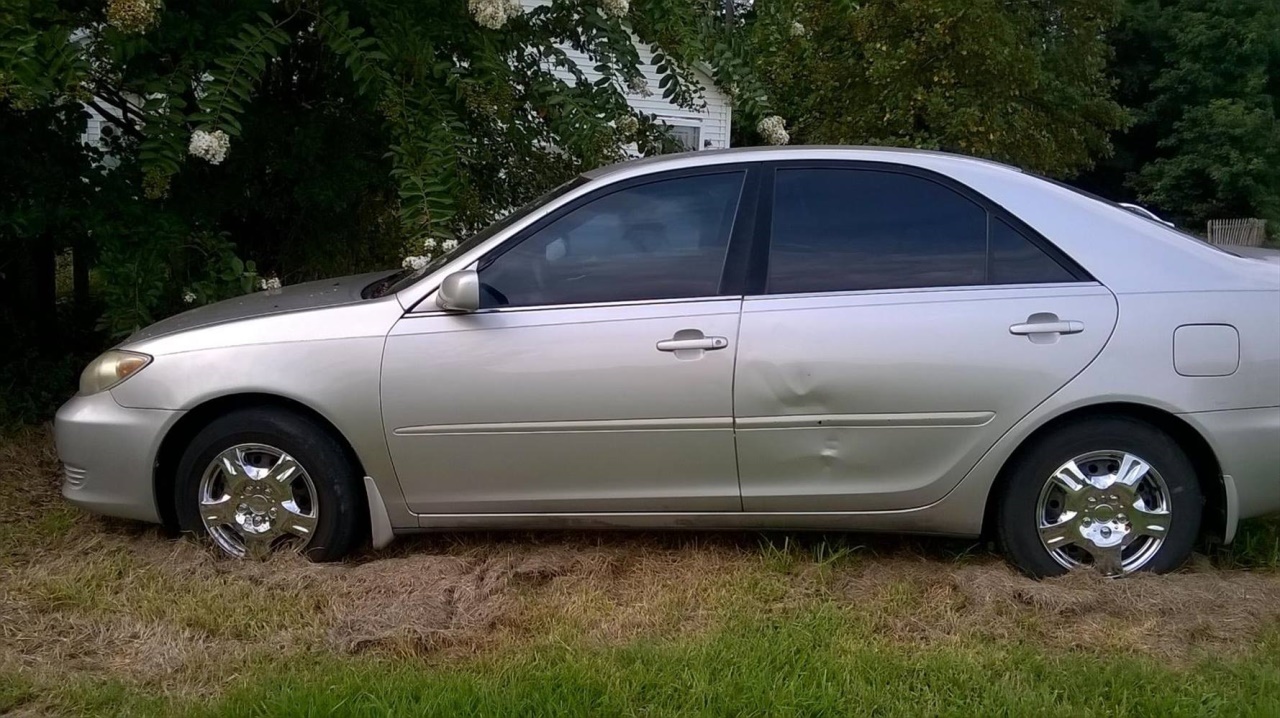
[
  {"left": 1036, "top": 450, "right": 1173, "bottom": 575},
  {"left": 197, "top": 444, "right": 319, "bottom": 559}
]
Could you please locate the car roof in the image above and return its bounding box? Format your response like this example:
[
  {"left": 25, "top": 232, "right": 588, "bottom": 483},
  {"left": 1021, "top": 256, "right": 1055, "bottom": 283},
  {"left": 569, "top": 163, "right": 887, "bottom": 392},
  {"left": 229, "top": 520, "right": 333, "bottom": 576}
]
[
  {"left": 578, "top": 145, "right": 1268, "bottom": 296},
  {"left": 581, "top": 145, "right": 1024, "bottom": 180}
]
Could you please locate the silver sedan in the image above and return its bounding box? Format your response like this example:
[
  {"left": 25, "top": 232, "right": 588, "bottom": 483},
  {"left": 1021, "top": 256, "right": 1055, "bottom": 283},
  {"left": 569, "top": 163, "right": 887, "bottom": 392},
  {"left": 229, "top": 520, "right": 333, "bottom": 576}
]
[{"left": 55, "top": 147, "right": 1280, "bottom": 576}]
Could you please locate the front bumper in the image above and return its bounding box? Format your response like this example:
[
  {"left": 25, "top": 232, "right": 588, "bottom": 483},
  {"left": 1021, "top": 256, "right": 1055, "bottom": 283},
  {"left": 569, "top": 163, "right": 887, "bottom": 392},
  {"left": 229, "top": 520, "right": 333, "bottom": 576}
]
[
  {"left": 54, "top": 391, "right": 183, "bottom": 524},
  {"left": 1181, "top": 406, "right": 1280, "bottom": 542}
]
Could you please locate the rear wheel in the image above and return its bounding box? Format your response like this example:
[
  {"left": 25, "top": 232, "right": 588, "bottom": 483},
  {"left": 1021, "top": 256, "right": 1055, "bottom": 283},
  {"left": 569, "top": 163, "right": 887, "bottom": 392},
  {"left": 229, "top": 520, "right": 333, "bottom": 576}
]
[
  {"left": 997, "top": 417, "right": 1202, "bottom": 577},
  {"left": 174, "top": 408, "right": 364, "bottom": 561}
]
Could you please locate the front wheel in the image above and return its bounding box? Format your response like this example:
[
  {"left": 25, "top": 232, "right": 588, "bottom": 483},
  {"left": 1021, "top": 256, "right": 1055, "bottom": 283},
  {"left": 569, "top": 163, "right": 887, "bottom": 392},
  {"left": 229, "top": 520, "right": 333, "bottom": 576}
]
[
  {"left": 174, "top": 408, "right": 364, "bottom": 561},
  {"left": 996, "top": 417, "right": 1203, "bottom": 577}
]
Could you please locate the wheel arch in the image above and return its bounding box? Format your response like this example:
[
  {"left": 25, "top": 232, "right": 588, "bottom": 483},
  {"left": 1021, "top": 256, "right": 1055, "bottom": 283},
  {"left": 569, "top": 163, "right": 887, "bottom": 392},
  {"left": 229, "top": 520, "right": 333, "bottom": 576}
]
[
  {"left": 981, "top": 401, "right": 1227, "bottom": 544},
  {"left": 153, "top": 392, "right": 369, "bottom": 531}
]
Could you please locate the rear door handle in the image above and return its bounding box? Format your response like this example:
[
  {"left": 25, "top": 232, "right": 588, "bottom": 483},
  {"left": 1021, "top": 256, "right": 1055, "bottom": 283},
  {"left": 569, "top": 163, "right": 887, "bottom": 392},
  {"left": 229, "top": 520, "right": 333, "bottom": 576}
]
[
  {"left": 657, "top": 336, "right": 729, "bottom": 352},
  {"left": 1010, "top": 320, "right": 1084, "bottom": 336}
]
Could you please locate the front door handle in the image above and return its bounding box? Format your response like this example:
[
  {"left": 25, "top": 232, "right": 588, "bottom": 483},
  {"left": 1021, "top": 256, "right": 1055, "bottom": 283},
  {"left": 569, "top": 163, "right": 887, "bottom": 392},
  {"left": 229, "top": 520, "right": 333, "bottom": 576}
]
[
  {"left": 1010, "top": 320, "right": 1084, "bottom": 336},
  {"left": 656, "top": 336, "right": 729, "bottom": 352}
]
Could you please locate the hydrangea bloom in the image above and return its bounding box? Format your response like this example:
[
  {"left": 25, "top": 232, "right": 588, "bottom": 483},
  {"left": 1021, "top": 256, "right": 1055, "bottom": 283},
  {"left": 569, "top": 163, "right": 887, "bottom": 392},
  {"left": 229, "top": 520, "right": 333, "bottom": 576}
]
[
  {"left": 107, "top": 0, "right": 162, "bottom": 34},
  {"left": 403, "top": 256, "right": 429, "bottom": 270},
  {"left": 790, "top": 21, "right": 807, "bottom": 38},
  {"left": 258, "top": 277, "right": 282, "bottom": 291},
  {"left": 602, "top": 0, "right": 629, "bottom": 18},
  {"left": 615, "top": 115, "right": 639, "bottom": 136},
  {"left": 423, "top": 237, "right": 438, "bottom": 251},
  {"left": 441, "top": 239, "right": 459, "bottom": 252},
  {"left": 182, "top": 291, "right": 197, "bottom": 304},
  {"left": 757, "top": 115, "right": 790, "bottom": 146},
  {"left": 469, "top": 0, "right": 521, "bottom": 29},
  {"left": 627, "top": 75, "right": 652, "bottom": 98},
  {"left": 188, "top": 129, "right": 230, "bottom": 165}
]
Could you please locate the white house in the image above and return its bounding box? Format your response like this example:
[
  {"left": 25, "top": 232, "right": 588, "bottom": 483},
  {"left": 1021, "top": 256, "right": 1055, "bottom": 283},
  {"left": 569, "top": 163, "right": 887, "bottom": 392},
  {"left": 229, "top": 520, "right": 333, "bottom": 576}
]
[{"left": 520, "top": 0, "right": 732, "bottom": 152}]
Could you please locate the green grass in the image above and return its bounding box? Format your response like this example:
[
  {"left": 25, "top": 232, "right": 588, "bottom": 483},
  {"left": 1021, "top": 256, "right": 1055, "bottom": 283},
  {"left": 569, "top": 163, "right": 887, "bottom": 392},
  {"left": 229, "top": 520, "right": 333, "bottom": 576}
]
[
  {"left": 0, "top": 674, "right": 35, "bottom": 715},
  {"left": 1217, "top": 518, "right": 1280, "bottom": 570},
  {"left": 15, "top": 607, "right": 1280, "bottom": 718}
]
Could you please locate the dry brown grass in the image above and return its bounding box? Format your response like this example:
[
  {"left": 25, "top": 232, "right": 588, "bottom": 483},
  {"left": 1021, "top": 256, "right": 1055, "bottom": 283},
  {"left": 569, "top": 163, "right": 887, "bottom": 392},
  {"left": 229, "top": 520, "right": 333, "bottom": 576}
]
[
  {"left": 834, "top": 559, "right": 1280, "bottom": 662},
  {"left": 2, "top": 424, "right": 1278, "bottom": 703}
]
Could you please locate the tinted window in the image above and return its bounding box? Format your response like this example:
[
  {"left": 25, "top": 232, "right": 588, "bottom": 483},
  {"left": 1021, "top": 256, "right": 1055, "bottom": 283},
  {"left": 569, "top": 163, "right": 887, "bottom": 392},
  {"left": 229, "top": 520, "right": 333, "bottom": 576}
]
[
  {"left": 989, "top": 217, "right": 1076, "bottom": 284},
  {"left": 478, "top": 172, "right": 745, "bottom": 308},
  {"left": 768, "top": 169, "right": 987, "bottom": 294}
]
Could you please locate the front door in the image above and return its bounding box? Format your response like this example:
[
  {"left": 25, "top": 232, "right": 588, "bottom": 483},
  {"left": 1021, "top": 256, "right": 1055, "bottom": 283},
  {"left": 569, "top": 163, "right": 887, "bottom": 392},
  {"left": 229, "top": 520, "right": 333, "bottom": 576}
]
[
  {"left": 381, "top": 169, "right": 752, "bottom": 514},
  {"left": 733, "top": 164, "right": 1119, "bottom": 512}
]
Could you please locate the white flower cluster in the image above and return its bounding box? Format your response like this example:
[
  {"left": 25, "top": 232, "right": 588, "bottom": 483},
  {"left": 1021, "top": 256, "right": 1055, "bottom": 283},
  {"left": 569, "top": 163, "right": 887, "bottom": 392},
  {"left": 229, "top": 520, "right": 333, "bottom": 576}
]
[
  {"left": 627, "top": 75, "right": 652, "bottom": 98},
  {"left": 107, "top": 0, "right": 162, "bottom": 34},
  {"left": 790, "top": 21, "right": 807, "bottom": 38},
  {"left": 601, "top": 0, "right": 629, "bottom": 18},
  {"left": 258, "top": 277, "right": 282, "bottom": 291},
  {"left": 401, "top": 236, "right": 460, "bottom": 271},
  {"left": 615, "top": 114, "right": 639, "bottom": 137},
  {"left": 188, "top": 129, "right": 230, "bottom": 165},
  {"left": 182, "top": 291, "right": 197, "bottom": 304},
  {"left": 757, "top": 115, "right": 790, "bottom": 145},
  {"left": 469, "top": 0, "right": 521, "bottom": 29}
]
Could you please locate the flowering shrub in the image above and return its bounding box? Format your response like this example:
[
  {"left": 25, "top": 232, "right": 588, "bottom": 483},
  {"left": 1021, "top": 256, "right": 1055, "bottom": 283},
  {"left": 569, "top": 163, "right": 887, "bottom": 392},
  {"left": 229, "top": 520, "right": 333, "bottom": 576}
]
[
  {"left": 627, "top": 75, "right": 652, "bottom": 98},
  {"left": 178, "top": 233, "right": 260, "bottom": 315},
  {"left": 188, "top": 129, "right": 230, "bottom": 165},
  {"left": 615, "top": 114, "right": 639, "bottom": 137},
  {"left": 757, "top": 115, "right": 790, "bottom": 146},
  {"left": 469, "top": 0, "right": 521, "bottom": 30},
  {"left": 106, "top": 0, "right": 162, "bottom": 34},
  {"left": 601, "top": 0, "right": 629, "bottom": 19},
  {"left": 0, "top": 0, "right": 778, "bottom": 348}
]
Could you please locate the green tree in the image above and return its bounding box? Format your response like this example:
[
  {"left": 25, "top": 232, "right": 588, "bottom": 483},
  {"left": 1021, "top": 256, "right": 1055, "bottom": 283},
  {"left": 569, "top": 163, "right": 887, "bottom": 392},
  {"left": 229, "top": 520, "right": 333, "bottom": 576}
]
[
  {"left": 1080, "top": 0, "right": 1280, "bottom": 228},
  {"left": 739, "top": 0, "right": 1128, "bottom": 177},
  {"left": 0, "top": 0, "right": 755, "bottom": 328},
  {"left": 0, "top": 0, "right": 757, "bottom": 422}
]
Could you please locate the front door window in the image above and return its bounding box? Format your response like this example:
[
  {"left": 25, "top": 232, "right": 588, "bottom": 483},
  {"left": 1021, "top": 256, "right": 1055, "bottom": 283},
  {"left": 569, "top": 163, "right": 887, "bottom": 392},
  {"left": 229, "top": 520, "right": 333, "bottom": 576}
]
[{"left": 477, "top": 171, "right": 746, "bottom": 309}]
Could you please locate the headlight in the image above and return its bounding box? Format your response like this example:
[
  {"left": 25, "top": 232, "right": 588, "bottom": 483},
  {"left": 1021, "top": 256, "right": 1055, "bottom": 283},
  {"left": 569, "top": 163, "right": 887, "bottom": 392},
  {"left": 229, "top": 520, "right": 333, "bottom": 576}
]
[{"left": 78, "top": 350, "right": 152, "bottom": 395}]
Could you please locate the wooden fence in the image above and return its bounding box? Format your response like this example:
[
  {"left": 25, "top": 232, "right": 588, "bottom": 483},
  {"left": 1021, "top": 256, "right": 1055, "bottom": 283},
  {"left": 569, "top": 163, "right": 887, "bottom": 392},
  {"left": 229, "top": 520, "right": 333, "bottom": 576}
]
[{"left": 1207, "top": 218, "right": 1267, "bottom": 247}]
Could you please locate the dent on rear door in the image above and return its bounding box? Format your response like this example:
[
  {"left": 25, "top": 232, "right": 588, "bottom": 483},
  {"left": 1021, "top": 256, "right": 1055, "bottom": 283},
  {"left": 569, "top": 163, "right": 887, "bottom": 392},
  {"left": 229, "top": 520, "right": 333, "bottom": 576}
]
[{"left": 733, "top": 284, "right": 1119, "bottom": 512}]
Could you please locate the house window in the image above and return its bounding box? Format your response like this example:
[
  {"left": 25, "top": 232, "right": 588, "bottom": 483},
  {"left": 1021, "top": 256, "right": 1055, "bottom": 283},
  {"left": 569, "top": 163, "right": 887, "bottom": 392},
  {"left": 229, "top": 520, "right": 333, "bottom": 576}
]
[{"left": 661, "top": 122, "right": 702, "bottom": 152}]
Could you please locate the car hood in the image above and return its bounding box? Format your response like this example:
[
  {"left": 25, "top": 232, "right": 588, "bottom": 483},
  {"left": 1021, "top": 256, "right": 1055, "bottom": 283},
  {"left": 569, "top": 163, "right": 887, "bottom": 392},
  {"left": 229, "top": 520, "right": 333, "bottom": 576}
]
[
  {"left": 125, "top": 270, "right": 396, "bottom": 343},
  {"left": 1230, "top": 246, "right": 1280, "bottom": 264}
]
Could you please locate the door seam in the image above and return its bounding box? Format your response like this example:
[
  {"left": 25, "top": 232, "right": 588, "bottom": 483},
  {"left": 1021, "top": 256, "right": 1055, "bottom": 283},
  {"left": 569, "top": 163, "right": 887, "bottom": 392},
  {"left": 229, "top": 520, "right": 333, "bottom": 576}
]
[{"left": 730, "top": 297, "right": 746, "bottom": 511}]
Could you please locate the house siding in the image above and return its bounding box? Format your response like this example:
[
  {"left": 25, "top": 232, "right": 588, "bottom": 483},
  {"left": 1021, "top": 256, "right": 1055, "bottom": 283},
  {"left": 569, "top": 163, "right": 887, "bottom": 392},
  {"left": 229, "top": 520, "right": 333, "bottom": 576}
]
[{"left": 520, "top": 0, "right": 731, "bottom": 150}]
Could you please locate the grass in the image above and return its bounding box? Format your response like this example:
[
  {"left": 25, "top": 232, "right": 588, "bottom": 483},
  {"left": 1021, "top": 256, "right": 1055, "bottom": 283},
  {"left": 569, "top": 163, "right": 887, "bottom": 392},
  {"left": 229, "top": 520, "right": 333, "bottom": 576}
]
[
  {"left": 37, "top": 614, "right": 1280, "bottom": 717},
  {"left": 1, "top": 425, "right": 1278, "bottom": 716},
  {"left": 1216, "top": 518, "right": 1280, "bottom": 570}
]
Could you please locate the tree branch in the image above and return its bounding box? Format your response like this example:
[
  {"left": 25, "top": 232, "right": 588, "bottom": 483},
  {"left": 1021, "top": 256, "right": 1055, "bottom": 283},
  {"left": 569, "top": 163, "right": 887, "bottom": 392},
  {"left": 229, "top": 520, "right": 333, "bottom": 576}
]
[{"left": 85, "top": 98, "right": 144, "bottom": 140}]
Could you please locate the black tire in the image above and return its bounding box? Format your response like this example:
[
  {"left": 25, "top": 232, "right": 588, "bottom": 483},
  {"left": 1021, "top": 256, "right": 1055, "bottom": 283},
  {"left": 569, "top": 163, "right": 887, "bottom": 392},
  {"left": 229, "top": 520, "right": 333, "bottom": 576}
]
[
  {"left": 996, "top": 416, "right": 1203, "bottom": 578},
  {"left": 174, "top": 407, "right": 365, "bottom": 561}
]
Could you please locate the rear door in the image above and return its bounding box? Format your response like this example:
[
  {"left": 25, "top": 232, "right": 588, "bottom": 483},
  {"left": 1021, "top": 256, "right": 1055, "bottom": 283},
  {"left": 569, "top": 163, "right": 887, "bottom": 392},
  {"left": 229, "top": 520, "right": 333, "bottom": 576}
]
[{"left": 734, "top": 162, "right": 1118, "bottom": 511}]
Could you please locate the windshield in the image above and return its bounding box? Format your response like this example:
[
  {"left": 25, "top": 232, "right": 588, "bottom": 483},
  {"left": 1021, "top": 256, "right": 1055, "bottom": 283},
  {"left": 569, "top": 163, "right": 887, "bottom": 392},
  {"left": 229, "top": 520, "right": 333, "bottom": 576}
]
[{"left": 367, "top": 176, "right": 589, "bottom": 298}]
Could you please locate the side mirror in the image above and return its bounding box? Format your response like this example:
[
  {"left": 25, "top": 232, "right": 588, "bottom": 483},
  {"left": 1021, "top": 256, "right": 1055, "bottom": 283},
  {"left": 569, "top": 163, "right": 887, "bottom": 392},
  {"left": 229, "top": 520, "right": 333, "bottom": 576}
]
[{"left": 435, "top": 270, "right": 480, "bottom": 313}]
